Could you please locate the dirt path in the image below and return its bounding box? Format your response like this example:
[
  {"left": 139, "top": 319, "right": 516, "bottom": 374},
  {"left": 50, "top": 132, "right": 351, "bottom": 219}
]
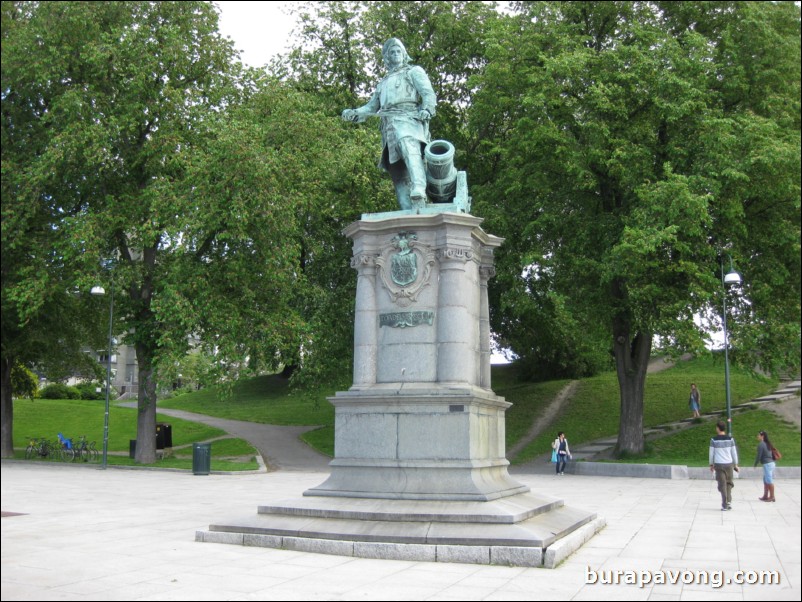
[
  {"left": 765, "top": 395, "right": 801, "bottom": 429},
  {"left": 647, "top": 353, "right": 692, "bottom": 374},
  {"left": 506, "top": 381, "right": 578, "bottom": 460},
  {"left": 506, "top": 355, "right": 688, "bottom": 461}
]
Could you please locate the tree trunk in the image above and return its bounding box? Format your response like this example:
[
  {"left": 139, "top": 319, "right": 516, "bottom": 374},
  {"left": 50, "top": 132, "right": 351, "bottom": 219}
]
[
  {"left": 612, "top": 316, "right": 652, "bottom": 456},
  {"left": 0, "top": 357, "right": 14, "bottom": 458},
  {"left": 134, "top": 344, "right": 158, "bottom": 464}
]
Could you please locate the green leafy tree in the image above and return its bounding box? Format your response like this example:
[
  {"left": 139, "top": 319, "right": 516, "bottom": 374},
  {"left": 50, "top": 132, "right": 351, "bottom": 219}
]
[
  {"left": 275, "top": 1, "right": 500, "bottom": 384},
  {"left": 283, "top": 1, "right": 498, "bottom": 173},
  {"left": 213, "top": 78, "right": 384, "bottom": 388},
  {"left": 3, "top": 1, "right": 392, "bottom": 459},
  {"left": 2, "top": 1, "right": 307, "bottom": 462},
  {"left": 2, "top": 0, "right": 109, "bottom": 455},
  {"left": 2, "top": 1, "right": 104, "bottom": 456},
  {"left": 471, "top": 1, "right": 800, "bottom": 453}
]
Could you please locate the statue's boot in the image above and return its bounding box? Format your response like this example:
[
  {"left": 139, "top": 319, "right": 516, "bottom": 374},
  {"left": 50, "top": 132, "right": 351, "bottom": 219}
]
[
  {"left": 400, "top": 138, "right": 428, "bottom": 203},
  {"left": 394, "top": 179, "right": 413, "bottom": 210},
  {"left": 387, "top": 157, "right": 413, "bottom": 210}
]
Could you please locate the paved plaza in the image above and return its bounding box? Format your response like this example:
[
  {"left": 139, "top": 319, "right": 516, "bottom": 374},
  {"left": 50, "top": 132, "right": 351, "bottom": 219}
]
[{"left": 1, "top": 461, "right": 799, "bottom": 601}]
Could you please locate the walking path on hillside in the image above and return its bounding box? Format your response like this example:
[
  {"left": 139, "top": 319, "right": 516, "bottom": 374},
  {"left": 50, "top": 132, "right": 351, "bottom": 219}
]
[
  {"left": 514, "top": 380, "right": 801, "bottom": 472},
  {"left": 506, "top": 381, "right": 579, "bottom": 460},
  {"left": 137, "top": 360, "right": 798, "bottom": 474},
  {"left": 506, "top": 348, "right": 799, "bottom": 471},
  {"left": 157, "top": 408, "right": 331, "bottom": 472},
  {"left": 507, "top": 354, "right": 690, "bottom": 463},
  {"left": 121, "top": 403, "right": 331, "bottom": 472}
]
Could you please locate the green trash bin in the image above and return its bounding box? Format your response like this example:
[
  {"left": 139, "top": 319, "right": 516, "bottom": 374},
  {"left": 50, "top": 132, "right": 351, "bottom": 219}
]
[{"left": 192, "top": 442, "right": 211, "bottom": 475}]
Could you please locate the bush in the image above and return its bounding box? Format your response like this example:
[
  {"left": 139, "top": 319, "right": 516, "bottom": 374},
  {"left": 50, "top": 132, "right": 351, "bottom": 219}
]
[
  {"left": 11, "top": 363, "right": 38, "bottom": 399},
  {"left": 75, "top": 382, "right": 105, "bottom": 400},
  {"left": 39, "top": 383, "right": 81, "bottom": 400}
]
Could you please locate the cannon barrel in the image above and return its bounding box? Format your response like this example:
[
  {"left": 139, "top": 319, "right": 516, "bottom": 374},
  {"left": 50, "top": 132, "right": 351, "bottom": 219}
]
[{"left": 424, "top": 140, "right": 458, "bottom": 203}]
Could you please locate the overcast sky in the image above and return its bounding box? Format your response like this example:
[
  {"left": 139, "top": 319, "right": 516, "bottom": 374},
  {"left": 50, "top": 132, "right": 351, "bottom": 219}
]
[{"left": 216, "top": 1, "right": 301, "bottom": 67}]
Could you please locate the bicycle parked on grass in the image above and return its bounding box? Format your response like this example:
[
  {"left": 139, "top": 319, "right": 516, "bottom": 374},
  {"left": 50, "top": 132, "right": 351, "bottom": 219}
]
[
  {"left": 73, "top": 435, "right": 99, "bottom": 462},
  {"left": 56, "top": 433, "right": 76, "bottom": 461},
  {"left": 25, "top": 434, "right": 99, "bottom": 462},
  {"left": 25, "top": 437, "right": 53, "bottom": 460}
]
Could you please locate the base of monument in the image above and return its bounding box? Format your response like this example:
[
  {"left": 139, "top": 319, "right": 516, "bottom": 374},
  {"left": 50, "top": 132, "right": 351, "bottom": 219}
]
[
  {"left": 197, "top": 492, "right": 604, "bottom": 568},
  {"left": 316, "top": 386, "right": 528, "bottom": 501},
  {"left": 305, "top": 459, "right": 530, "bottom": 501}
]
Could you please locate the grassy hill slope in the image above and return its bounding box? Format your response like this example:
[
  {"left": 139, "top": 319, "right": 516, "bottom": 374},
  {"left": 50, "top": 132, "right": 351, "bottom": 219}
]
[{"left": 14, "top": 355, "right": 798, "bottom": 468}]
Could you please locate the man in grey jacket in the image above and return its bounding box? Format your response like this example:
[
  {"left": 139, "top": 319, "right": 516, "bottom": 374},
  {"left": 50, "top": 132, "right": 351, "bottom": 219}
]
[{"left": 709, "top": 421, "right": 740, "bottom": 510}]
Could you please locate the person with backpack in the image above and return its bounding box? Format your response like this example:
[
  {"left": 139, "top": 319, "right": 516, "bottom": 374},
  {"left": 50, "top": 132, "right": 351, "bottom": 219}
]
[{"left": 755, "top": 430, "right": 779, "bottom": 502}]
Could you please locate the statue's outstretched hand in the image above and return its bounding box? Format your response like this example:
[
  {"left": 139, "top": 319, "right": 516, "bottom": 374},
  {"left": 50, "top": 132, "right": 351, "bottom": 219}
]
[{"left": 342, "top": 109, "right": 359, "bottom": 122}]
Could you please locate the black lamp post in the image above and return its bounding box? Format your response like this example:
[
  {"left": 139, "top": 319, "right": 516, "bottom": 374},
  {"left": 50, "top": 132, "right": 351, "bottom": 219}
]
[{"left": 721, "top": 257, "right": 742, "bottom": 437}]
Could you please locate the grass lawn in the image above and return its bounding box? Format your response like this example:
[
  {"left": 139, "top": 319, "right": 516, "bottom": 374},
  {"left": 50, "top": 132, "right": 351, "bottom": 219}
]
[
  {"left": 301, "top": 426, "right": 334, "bottom": 457},
  {"left": 492, "top": 369, "right": 572, "bottom": 450},
  {"left": 629, "top": 408, "right": 801, "bottom": 466},
  {"left": 13, "top": 398, "right": 259, "bottom": 471},
  {"left": 14, "top": 355, "right": 795, "bottom": 469},
  {"left": 506, "top": 354, "right": 781, "bottom": 464},
  {"left": 160, "top": 375, "right": 334, "bottom": 426}
]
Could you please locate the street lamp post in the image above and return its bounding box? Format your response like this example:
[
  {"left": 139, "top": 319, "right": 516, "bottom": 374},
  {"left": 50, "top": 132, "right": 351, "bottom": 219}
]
[
  {"left": 91, "top": 282, "right": 114, "bottom": 469},
  {"left": 721, "top": 257, "right": 742, "bottom": 437}
]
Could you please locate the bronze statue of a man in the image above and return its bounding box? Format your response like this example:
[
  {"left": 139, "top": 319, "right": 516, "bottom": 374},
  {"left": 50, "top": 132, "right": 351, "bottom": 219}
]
[{"left": 342, "top": 38, "right": 436, "bottom": 210}]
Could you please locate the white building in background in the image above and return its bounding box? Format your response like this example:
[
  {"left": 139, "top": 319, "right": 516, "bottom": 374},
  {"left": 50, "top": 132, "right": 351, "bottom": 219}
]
[
  {"left": 89, "top": 343, "right": 139, "bottom": 399},
  {"left": 60, "top": 343, "right": 139, "bottom": 399}
]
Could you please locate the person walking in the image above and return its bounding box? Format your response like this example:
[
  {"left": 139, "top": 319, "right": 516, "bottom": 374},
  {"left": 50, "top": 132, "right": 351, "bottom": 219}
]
[
  {"left": 689, "top": 383, "right": 701, "bottom": 418},
  {"left": 552, "top": 432, "right": 571, "bottom": 475},
  {"left": 709, "top": 421, "right": 740, "bottom": 510},
  {"left": 755, "top": 430, "right": 777, "bottom": 502}
]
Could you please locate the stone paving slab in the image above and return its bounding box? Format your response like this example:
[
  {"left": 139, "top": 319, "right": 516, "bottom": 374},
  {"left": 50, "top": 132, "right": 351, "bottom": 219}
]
[{"left": 3, "top": 461, "right": 799, "bottom": 600}]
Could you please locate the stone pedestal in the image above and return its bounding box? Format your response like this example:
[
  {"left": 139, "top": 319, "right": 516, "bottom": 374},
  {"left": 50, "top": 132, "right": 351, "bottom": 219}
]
[
  {"left": 198, "top": 210, "right": 603, "bottom": 567},
  {"left": 306, "top": 387, "right": 528, "bottom": 501},
  {"left": 307, "top": 212, "right": 526, "bottom": 500}
]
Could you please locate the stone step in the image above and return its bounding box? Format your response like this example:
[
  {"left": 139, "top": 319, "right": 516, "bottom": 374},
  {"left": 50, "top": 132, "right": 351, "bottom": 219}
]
[
  {"left": 210, "top": 502, "right": 595, "bottom": 548},
  {"left": 257, "top": 492, "right": 563, "bottom": 524},
  {"left": 750, "top": 394, "right": 798, "bottom": 402},
  {"left": 199, "top": 493, "right": 604, "bottom": 568},
  {"left": 571, "top": 445, "right": 610, "bottom": 454},
  {"left": 520, "top": 380, "right": 799, "bottom": 475}
]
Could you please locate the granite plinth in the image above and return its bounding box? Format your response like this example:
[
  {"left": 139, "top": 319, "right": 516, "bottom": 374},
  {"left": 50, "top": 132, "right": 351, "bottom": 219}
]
[{"left": 198, "top": 492, "right": 603, "bottom": 568}]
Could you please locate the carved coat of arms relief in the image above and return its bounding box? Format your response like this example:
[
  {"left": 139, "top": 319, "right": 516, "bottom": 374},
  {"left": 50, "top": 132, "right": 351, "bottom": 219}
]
[{"left": 375, "top": 232, "right": 435, "bottom": 308}]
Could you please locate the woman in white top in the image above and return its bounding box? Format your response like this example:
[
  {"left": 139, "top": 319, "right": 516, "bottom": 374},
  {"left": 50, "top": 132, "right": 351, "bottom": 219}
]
[{"left": 552, "top": 432, "right": 571, "bottom": 475}]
